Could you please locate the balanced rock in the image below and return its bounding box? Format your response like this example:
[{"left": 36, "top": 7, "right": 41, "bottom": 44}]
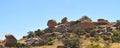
[
  {"left": 61, "top": 17, "right": 68, "bottom": 24},
  {"left": 47, "top": 19, "right": 57, "bottom": 28},
  {"left": 4, "top": 34, "right": 17, "bottom": 47}
]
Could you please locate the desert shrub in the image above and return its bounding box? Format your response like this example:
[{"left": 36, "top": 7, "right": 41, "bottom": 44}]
[
  {"left": 15, "top": 43, "right": 25, "bottom": 48},
  {"left": 90, "top": 37, "right": 99, "bottom": 42},
  {"left": 111, "top": 30, "right": 120, "bottom": 42},
  {"left": 62, "top": 38, "right": 80, "bottom": 48},
  {"left": 47, "top": 42, "right": 53, "bottom": 46},
  {"left": 103, "top": 36, "right": 111, "bottom": 41},
  {"left": 103, "top": 46, "right": 111, "bottom": 48},
  {"left": 27, "top": 31, "right": 34, "bottom": 38},
  {"left": 34, "top": 29, "right": 44, "bottom": 37},
  {"left": 48, "top": 37, "right": 55, "bottom": 41},
  {"left": 90, "top": 30, "right": 97, "bottom": 37},
  {"left": 86, "top": 44, "right": 102, "bottom": 48},
  {"left": 74, "top": 28, "right": 86, "bottom": 37}
]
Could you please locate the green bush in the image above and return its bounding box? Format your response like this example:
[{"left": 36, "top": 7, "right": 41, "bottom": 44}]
[
  {"left": 48, "top": 37, "right": 55, "bottom": 41},
  {"left": 90, "top": 37, "right": 99, "bottom": 42},
  {"left": 74, "top": 28, "right": 86, "bottom": 37},
  {"left": 112, "top": 30, "right": 120, "bottom": 42},
  {"left": 15, "top": 43, "right": 25, "bottom": 48},
  {"left": 86, "top": 44, "right": 102, "bottom": 48},
  {"left": 103, "top": 36, "right": 111, "bottom": 41},
  {"left": 47, "top": 42, "right": 53, "bottom": 46},
  {"left": 103, "top": 46, "right": 111, "bottom": 48},
  {"left": 62, "top": 38, "right": 80, "bottom": 48}
]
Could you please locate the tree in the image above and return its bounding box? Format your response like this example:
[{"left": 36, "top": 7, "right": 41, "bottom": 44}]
[
  {"left": 27, "top": 31, "right": 34, "bottom": 38},
  {"left": 34, "top": 29, "right": 43, "bottom": 37}
]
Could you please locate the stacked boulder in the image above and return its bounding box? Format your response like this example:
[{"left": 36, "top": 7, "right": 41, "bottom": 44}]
[{"left": 44, "top": 19, "right": 57, "bottom": 33}]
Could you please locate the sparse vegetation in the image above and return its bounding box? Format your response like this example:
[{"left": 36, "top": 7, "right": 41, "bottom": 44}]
[
  {"left": 47, "top": 42, "right": 53, "bottom": 46},
  {"left": 15, "top": 43, "right": 26, "bottom": 48},
  {"left": 112, "top": 30, "right": 120, "bottom": 42},
  {"left": 2, "top": 16, "right": 120, "bottom": 48},
  {"left": 62, "top": 38, "right": 80, "bottom": 48},
  {"left": 74, "top": 28, "right": 86, "bottom": 37},
  {"left": 27, "top": 31, "right": 34, "bottom": 38},
  {"left": 86, "top": 44, "right": 102, "bottom": 48},
  {"left": 34, "top": 29, "right": 44, "bottom": 37}
]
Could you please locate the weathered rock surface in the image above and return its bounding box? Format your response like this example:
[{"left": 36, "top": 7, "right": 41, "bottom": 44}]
[
  {"left": 61, "top": 17, "right": 68, "bottom": 24},
  {"left": 55, "top": 24, "right": 68, "bottom": 33},
  {"left": 0, "top": 44, "right": 5, "bottom": 48},
  {"left": 4, "top": 34, "right": 17, "bottom": 47},
  {"left": 47, "top": 19, "right": 57, "bottom": 28}
]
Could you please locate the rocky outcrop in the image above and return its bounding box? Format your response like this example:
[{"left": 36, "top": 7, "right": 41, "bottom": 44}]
[
  {"left": 46, "top": 19, "right": 57, "bottom": 33},
  {"left": 55, "top": 24, "right": 68, "bottom": 33},
  {"left": 61, "top": 17, "right": 68, "bottom": 24},
  {"left": 4, "top": 34, "right": 17, "bottom": 47},
  {"left": 80, "top": 16, "right": 92, "bottom": 23},
  {"left": 95, "top": 19, "right": 109, "bottom": 25},
  {"left": 0, "top": 44, "right": 5, "bottom": 48},
  {"left": 47, "top": 19, "right": 57, "bottom": 28}
]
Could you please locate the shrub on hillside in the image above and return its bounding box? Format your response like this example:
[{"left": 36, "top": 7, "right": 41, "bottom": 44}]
[
  {"left": 86, "top": 44, "right": 102, "bottom": 48},
  {"left": 62, "top": 38, "right": 80, "bottom": 48},
  {"left": 111, "top": 30, "right": 120, "bottom": 42},
  {"left": 15, "top": 43, "right": 26, "bottom": 48},
  {"left": 90, "top": 37, "right": 99, "bottom": 42},
  {"left": 47, "top": 42, "right": 53, "bottom": 46},
  {"left": 103, "top": 36, "right": 111, "bottom": 41},
  {"left": 74, "top": 28, "right": 86, "bottom": 37}
]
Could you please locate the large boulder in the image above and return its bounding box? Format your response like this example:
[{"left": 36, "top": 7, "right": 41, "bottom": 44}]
[
  {"left": 55, "top": 24, "right": 68, "bottom": 33},
  {"left": 47, "top": 19, "right": 57, "bottom": 28},
  {"left": 0, "top": 44, "right": 5, "bottom": 48},
  {"left": 4, "top": 34, "right": 17, "bottom": 47},
  {"left": 61, "top": 17, "right": 68, "bottom": 24},
  {"left": 80, "top": 16, "right": 92, "bottom": 23}
]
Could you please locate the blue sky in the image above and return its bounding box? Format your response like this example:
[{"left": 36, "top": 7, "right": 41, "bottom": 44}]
[{"left": 0, "top": 0, "right": 120, "bottom": 40}]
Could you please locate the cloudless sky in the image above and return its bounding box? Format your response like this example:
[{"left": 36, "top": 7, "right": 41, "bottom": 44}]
[{"left": 0, "top": 0, "right": 120, "bottom": 40}]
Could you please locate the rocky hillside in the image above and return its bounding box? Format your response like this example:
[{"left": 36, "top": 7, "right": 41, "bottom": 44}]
[{"left": 0, "top": 16, "right": 120, "bottom": 48}]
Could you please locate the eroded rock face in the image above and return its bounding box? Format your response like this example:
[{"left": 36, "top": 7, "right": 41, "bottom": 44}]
[
  {"left": 47, "top": 19, "right": 57, "bottom": 28},
  {"left": 55, "top": 24, "right": 68, "bottom": 33},
  {"left": 61, "top": 17, "right": 68, "bottom": 24},
  {"left": 0, "top": 44, "right": 5, "bottom": 48},
  {"left": 4, "top": 34, "right": 17, "bottom": 47},
  {"left": 80, "top": 16, "right": 92, "bottom": 23}
]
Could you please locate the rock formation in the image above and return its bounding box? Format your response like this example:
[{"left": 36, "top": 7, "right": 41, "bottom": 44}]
[
  {"left": 4, "top": 34, "right": 17, "bottom": 47},
  {"left": 45, "top": 19, "right": 57, "bottom": 33},
  {"left": 0, "top": 44, "right": 5, "bottom": 48},
  {"left": 80, "top": 16, "right": 92, "bottom": 23},
  {"left": 55, "top": 24, "right": 68, "bottom": 33},
  {"left": 47, "top": 19, "right": 57, "bottom": 28},
  {"left": 61, "top": 17, "right": 68, "bottom": 24}
]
